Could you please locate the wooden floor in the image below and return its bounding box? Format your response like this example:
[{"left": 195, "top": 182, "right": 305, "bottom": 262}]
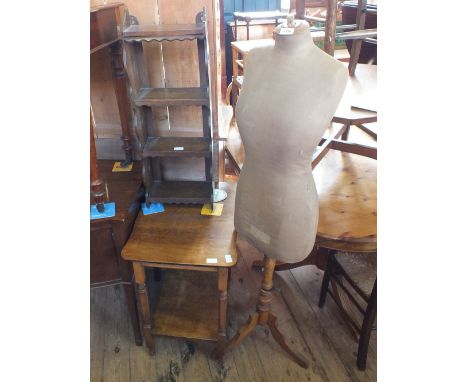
[{"left": 91, "top": 239, "right": 376, "bottom": 382}]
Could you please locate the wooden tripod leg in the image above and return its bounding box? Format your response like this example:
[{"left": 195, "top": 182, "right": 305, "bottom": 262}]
[
  {"left": 224, "top": 313, "right": 259, "bottom": 353},
  {"left": 225, "top": 255, "right": 309, "bottom": 369},
  {"left": 268, "top": 314, "right": 308, "bottom": 369}
]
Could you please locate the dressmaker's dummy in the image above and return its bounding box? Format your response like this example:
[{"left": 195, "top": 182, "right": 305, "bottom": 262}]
[{"left": 234, "top": 18, "right": 348, "bottom": 263}]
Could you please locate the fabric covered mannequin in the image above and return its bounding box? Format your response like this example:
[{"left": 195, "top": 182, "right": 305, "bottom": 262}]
[{"left": 234, "top": 18, "right": 348, "bottom": 263}]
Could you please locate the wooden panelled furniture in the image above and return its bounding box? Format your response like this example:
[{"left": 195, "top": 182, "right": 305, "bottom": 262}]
[
  {"left": 90, "top": 160, "right": 143, "bottom": 346},
  {"left": 90, "top": 3, "right": 142, "bottom": 346},
  {"left": 90, "top": 2, "right": 134, "bottom": 212},
  {"left": 123, "top": 9, "right": 219, "bottom": 206},
  {"left": 121, "top": 182, "right": 238, "bottom": 356}
]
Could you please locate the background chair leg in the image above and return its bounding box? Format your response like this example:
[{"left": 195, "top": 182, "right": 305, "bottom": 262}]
[
  {"left": 319, "top": 259, "right": 333, "bottom": 308},
  {"left": 357, "top": 280, "right": 377, "bottom": 370}
]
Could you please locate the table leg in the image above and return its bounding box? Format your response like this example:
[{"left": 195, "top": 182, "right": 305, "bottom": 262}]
[
  {"left": 133, "top": 262, "right": 155, "bottom": 355},
  {"left": 216, "top": 268, "right": 229, "bottom": 358},
  {"left": 341, "top": 122, "right": 351, "bottom": 141}
]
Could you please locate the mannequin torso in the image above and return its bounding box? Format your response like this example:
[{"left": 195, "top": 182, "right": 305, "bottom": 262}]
[{"left": 234, "top": 21, "right": 348, "bottom": 263}]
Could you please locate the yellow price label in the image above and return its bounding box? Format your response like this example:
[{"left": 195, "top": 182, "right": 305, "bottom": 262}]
[
  {"left": 201, "top": 203, "right": 224, "bottom": 216},
  {"left": 112, "top": 161, "right": 133, "bottom": 172}
]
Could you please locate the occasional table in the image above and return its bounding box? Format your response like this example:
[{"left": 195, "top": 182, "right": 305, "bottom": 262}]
[{"left": 121, "top": 182, "right": 238, "bottom": 355}]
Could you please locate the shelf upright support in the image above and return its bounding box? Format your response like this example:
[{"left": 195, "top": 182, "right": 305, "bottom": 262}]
[{"left": 110, "top": 40, "right": 134, "bottom": 166}]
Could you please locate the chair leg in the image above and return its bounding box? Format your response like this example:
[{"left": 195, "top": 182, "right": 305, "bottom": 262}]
[
  {"left": 319, "top": 256, "right": 334, "bottom": 307},
  {"left": 357, "top": 279, "right": 377, "bottom": 370}
]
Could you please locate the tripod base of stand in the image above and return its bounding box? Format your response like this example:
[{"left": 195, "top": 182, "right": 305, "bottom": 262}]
[{"left": 223, "top": 255, "right": 309, "bottom": 369}]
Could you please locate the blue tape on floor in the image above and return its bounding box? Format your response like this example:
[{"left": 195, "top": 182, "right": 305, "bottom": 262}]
[
  {"left": 142, "top": 202, "right": 165, "bottom": 215},
  {"left": 90, "top": 202, "right": 116, "bottom": 220}
]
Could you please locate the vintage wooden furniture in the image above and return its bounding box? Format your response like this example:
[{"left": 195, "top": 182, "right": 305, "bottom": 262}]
[
  {"left": 342, "top": 0, "right": 377, "bottom": 70},
  {"left": 90, "top": 2, "right": 134, "bottom": 212},
  {"left": 90, "top": 160, "right": 144, "bottom": 346},
  {"left": 319, "top": 252, "right": 377, "bottom": 370},
  {"left": 301, "top": 0, "right": 377, "bottom": 72},
  {"left": 123, "top": 9, "right": 219, "bottom": 206},
  {"left": 121, "top": 182, "right": 238, "bottom": 356},
  {"left": 233, "top": 10, "right": 287, "bottom": 40}
]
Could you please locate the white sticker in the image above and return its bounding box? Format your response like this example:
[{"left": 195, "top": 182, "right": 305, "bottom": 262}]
[
  {"left": 206, "top": 258, "right": 218, "bottom": 264},
  {"left": 174, "top": 146, "right": 184, "bottom": 151},
  {"left": 225, "top": 254, "right": 233, "bottom": 263},
  {"left": 279, "top": 27, "right": 294, "bottom": 36}
]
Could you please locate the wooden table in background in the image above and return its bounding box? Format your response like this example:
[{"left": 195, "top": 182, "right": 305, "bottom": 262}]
[{"left": 122, "top": 182, "right": 238, "bottom": 355}]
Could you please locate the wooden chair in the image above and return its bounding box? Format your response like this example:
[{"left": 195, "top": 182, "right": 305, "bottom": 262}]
[{"left": 319, "top": 251, "right": 377, "bottom": 370}]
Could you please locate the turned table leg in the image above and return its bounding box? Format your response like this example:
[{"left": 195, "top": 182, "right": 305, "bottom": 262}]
[
  {"left": 133, "top": 262, "right": 155, "bottom": 355},
  {"left": 216, "top": 268, "right": 229, "bottom": 358},
  {"left": 90, "top": 109, "right": 105, "bottom": 213},
  {"left": 110, "top": 40, "right": 133, "bottom": 166}
]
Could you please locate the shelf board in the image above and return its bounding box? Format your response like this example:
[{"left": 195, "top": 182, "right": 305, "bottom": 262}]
[
  {"left": 123, "top": 23, "right": 205, "bottom": 41},
  {"left": 148, "top": 180, "right": 212, "bottom": 204},
  {"left": 135, "top": 87, "right": 209, "bottom": 107},
  {"left": 143, "top": 137, "right": 211, "bottom": 158},
  {"left": 152, "top": 270, "right": 218, "bottom": 341}
]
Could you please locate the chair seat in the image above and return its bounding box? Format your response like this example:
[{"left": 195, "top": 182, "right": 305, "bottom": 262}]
[{"left": 335, "top": 252, "right": 376, "bottom": 297}]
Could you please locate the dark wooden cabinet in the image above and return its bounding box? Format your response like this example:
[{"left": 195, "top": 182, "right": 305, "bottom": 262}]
[{"left": 90, "top": 160, "right": 144, "bottom": 346}]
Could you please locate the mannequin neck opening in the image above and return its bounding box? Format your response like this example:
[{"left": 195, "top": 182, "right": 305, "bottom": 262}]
[{"left": 273, "top": 20, "right": 312, "bottom": 53}]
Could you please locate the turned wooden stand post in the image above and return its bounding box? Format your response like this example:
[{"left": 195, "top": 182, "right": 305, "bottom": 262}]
[
  {"left": 133, "top": 262, "right": 155, "bottom": 355},
  {"left": 90, "top": 110, "right": 106, "bottom": 212},
  {"left": 110, "top": 40, "right": 133, "bottom": 166},
  {"left": 225, "top": 255, "right": 309, "bottom": 369}
]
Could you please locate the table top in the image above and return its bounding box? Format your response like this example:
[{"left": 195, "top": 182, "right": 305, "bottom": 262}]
[
  {"left": 314, "top": 130, "right": 377, "bottom": 252},
  {"left": 333, "top": 64, "right": 377, "bottom": 124},
  {"left": 122, "top": 182, "right": 238, "bottom": 267}
]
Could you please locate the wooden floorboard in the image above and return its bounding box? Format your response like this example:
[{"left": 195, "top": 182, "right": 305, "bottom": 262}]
[{"left": 91, "top": 246, "right": 376, "bottom": 382}]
